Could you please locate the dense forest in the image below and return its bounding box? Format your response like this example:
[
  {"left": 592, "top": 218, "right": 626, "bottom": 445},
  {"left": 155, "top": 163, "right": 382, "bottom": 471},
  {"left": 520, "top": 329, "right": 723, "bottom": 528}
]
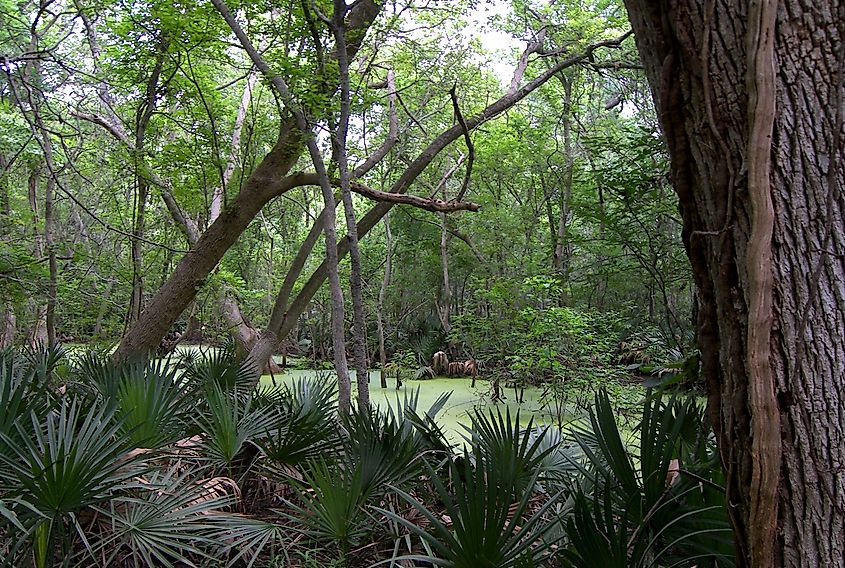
[{"left": 0, "top": 0, "right": 842, "bottom": 566}]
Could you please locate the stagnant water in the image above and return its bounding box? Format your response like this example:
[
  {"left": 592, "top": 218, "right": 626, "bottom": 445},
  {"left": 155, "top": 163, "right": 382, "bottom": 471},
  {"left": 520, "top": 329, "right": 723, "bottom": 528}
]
[{"left": 257, "top": 369, "right": 578, "bottom": 442}]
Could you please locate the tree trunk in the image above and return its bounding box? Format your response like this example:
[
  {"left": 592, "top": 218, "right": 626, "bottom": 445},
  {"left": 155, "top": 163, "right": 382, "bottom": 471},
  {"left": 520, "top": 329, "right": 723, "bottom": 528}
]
[
  {"left": 92, "top": 281, "right": 113, "bottom": 339},
  {"left": 623, "top": 1, "right": 845, "bottom": 565},
  {"left": 331, "top": 3, "right": 370, "bottom": 409},
  {"left": 114, "top": 118, "right": 305, "bottom": 359},
  {"left": 127, "top": 38, "right": 167, "bottom": 327},
  {"left": 128, "top": 177, "right": 148, "bottom": 326},
  {"left": 117, "top": 0, "right": 383, "bottom": 360},
  {"left": 26, "top": 166, "right": 47, "bottom": 348},
  {"left": 553, "top": 72, "right": 574, "bottom": 304},
  {"left": 0, "top": 304, "right": 15, "bottom": 348},
  {"left": 438, "top": 170, "right": 452, "bottom": 334},
  {"left": 39, "top": 125, "right": 57, "bottom": 348},
  {"left": 219, "top": 293, "right": 281, "bottom": 374},
  {"left": 377, "top": 212, "right": 393, "bottom": 388},
  {"left": 211, "top": 72, "right": 256, "bottom": 222}
]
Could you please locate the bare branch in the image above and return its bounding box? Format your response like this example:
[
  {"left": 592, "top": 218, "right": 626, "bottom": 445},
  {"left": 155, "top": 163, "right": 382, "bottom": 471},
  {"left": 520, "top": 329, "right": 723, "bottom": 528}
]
[
  {"left": 350, "top": 180, "right": 479, "bottom": 212},
  {"left": 71, "top": 110, "right": 131, "bottom": 145}
]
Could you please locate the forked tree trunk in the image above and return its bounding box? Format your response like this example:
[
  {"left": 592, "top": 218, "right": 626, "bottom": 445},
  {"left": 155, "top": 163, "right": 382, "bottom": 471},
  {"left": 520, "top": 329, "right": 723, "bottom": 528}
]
[
  {"left": 116, "top": 0, "right": 383, "bottom": 360},
  {"left": 623, "top": 1, "right": 845, "bottom": 565}
]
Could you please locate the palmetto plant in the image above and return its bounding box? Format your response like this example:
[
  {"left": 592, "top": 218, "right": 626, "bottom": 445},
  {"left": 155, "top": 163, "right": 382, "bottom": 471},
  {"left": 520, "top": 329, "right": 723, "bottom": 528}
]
[
  {"left": 0, "top": 347, "right": 56, "bottom": 446},
  {"left": 281, "top": 390, "right": 452, "bottom": 561},
  {"left": 181, "top": 343, "right": 256, "bottom": 393},
  {"left": 464, "top": 408, "right": 555, "bottom": 497},
  {"left": 78, "top": 355, "right": 195, "bottom": 449},
  {"left": 86, "top": 465, "right": 241, "bottom": 568},
  {"left": 0, "top": 345, "right": 734, "bottom": 567},
  {"left": 372, "top": 409, "right": 563, "bottom": 567},
  {"left": 194, "top": 383, "right": 281, "bottom": 474},
  {"left": 258, "top": 376, "right": 340, "bottom": 470},
  {"left": 560, "top": 390, "right": 734, "bottom": 567},
  {"left": 0, "top": 399, "right": 144, "bottom": 567},
  {"left": 0, "top": 348, "right": 289, "bottom": 567}
]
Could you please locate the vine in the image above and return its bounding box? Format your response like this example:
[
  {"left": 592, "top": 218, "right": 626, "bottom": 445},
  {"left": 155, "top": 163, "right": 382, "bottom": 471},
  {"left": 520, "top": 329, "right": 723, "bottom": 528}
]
[{"left": 744, "top": 0, "right": 781, "bottom": 566}]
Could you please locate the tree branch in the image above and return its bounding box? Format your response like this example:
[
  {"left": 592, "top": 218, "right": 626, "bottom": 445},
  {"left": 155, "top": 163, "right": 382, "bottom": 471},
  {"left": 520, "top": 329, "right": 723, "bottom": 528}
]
[
  {"left": 449, "top": 83, "right": 474, "bottom": 202},
  {"left": 352, "top": 68, "right": 398, "bottom": 178},
  {"left": 350, "top": 180, "right": 479, "bottom": 212}
]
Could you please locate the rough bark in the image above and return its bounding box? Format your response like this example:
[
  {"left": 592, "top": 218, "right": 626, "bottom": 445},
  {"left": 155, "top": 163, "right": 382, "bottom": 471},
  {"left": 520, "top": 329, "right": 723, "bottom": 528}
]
[{"left": 622, "top": 1, "right": 845, "bottom": 565}]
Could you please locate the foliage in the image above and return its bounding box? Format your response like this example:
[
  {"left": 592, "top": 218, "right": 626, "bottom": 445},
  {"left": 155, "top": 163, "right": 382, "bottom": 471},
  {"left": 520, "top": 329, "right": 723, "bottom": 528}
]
[
  {"left": 0, "top": 398, "right": 144, "bottom": 566},
  {"left": 77, "top": 354, "right": 194, "bottom": 448},
  {"left": 0, "top": 346, "right": 733, "bottom": 567},
  {"left": 258, "top": 375, "right": 339, "bottom": 469},
  {"left": 0, "top": 0, "right": 728, "bottom": 563},
  {"left": 560, "top": 390, "right": 734, "bottom": 567}
]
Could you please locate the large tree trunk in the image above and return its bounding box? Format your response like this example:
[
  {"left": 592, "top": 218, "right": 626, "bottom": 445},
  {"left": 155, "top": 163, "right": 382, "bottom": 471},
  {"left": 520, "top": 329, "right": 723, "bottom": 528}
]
[
  {"left": 623, "top": 1, "right": 845, "bottom": 565},
  {"left": 114, "top": 118, "right": 304, "bottom": 359}
]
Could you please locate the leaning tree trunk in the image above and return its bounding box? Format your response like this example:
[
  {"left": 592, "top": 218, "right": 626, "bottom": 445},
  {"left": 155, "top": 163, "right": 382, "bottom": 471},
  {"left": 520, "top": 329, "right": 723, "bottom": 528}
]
[{"left": 623, "top": 1, "right": 845, "bottom": 566}]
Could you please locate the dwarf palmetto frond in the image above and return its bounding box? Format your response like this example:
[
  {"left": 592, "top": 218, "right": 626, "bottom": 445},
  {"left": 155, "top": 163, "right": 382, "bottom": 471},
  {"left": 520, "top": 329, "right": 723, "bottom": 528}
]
[
  {"left": 79, "top": 355, "right": 194, "bottom": 449},
  {"left": 0, "top": 398, "right": 145, "bottom": 566},
  {"left": 87, "top": 465, "right": 241, "bottom": 568}
]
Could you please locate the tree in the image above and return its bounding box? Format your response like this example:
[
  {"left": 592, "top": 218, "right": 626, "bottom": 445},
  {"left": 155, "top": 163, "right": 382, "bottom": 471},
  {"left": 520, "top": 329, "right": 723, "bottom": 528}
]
[
  {"left": 113, "top": 0, "right": 632, "bottom": 372},
  {"left": 622, "top": 1, "right": 845, "bottom": 565}
]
